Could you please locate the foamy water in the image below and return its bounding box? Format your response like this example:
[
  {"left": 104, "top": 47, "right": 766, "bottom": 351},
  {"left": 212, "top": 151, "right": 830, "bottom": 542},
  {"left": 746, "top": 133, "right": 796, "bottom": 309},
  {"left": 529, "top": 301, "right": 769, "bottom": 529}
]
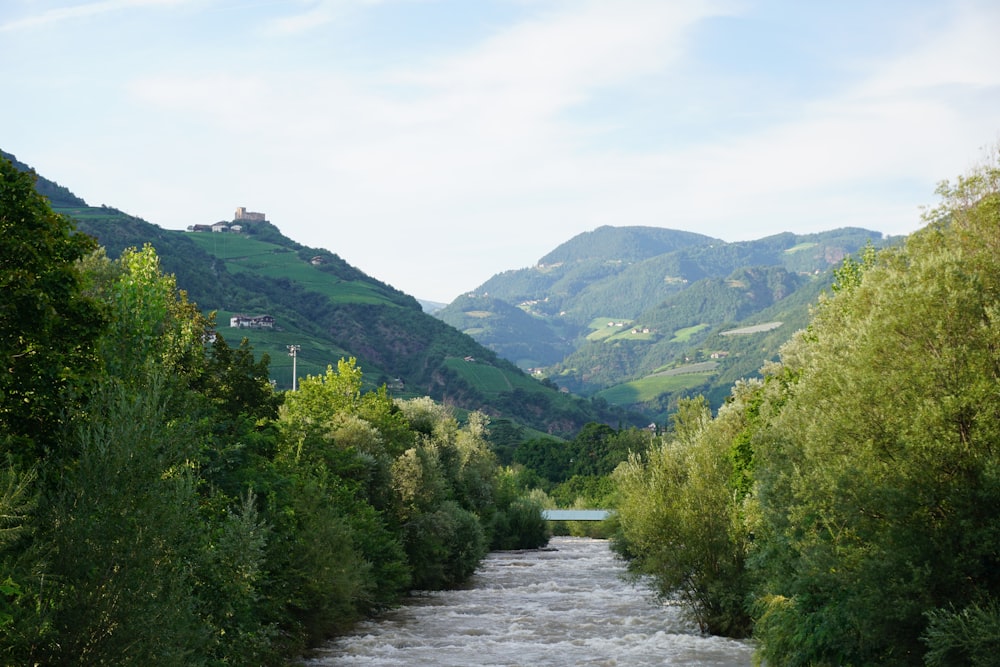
[{"left": 302, "top": 536, "right": 754, "bottom": 666}]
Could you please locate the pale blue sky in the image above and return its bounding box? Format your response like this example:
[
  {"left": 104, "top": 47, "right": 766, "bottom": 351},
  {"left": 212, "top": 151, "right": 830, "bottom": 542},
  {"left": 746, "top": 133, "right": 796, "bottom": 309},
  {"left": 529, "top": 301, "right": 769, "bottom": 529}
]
[{"left": 3, "top": 0, "right": 998, "bottom": 302}]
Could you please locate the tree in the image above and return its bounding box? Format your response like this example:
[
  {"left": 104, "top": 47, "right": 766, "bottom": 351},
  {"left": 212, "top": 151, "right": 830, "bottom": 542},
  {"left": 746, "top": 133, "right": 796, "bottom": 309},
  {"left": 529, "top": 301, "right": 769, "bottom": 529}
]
[
  {"left": 81, "top": 245, "right": 208, "bottom": 386},
  {"left": 14, "top": 381, "right": 212, "bottom": 665},
  {"left": 752, "top": 150, "right": 1000, "bottom": 665},
  {"left": 613, "top": 393, "right": 755, "bottom": 637},
  {"left": 0, "top": 155, "right": 104, "bottom": 463},
  {"left": 199, "top": 334, "right": 280, "bottom": 426}
]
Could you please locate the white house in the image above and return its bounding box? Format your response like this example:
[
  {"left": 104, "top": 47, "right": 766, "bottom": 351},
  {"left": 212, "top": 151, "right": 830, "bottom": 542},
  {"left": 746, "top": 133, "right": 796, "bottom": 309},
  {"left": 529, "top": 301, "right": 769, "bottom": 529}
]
[{"left": 230, "top": 314, "right": 275, "bottom": 329}]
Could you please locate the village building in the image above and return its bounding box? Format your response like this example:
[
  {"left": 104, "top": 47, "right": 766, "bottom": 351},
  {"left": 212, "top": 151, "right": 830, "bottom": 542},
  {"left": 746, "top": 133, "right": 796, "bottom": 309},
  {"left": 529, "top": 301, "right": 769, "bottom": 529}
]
[{"left": 230, "top": 314, "right": 275, "bottom": 329}]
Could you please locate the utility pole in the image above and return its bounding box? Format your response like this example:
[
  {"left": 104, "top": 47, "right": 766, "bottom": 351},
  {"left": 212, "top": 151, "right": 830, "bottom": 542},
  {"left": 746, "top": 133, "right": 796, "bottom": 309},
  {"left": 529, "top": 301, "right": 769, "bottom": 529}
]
[{"left": 287, "top": 344, "right": 301, "bottom": 391}]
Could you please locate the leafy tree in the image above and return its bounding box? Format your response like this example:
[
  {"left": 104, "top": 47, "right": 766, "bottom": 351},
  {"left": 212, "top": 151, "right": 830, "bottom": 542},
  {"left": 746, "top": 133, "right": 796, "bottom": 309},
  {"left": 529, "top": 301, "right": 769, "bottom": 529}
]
[
  {"left": 15, "top": 381, "right": 211, "bottom": 665},
  {"left": 923, "top": 601, "right": 1000, "bottom": 667},
  {"left": 263, "top": 470, "right": 368, "bottom": 648},
  {"left": 0, "top": 466, "right": 34, "bottom": 634},
  {"left": 568, "top": 422, "right": 617, "bottom": 477},
  {"left": 488, "top": 468, "right": 549, "bottom": 550},
  {"left": 272, "top": 359, "right": 412, "bottom": 645},
  {"left": 199, "top": 334, "right": 280, "bottom": 425},
  {"left": 513, "top": 437, "right": 571, "bottom": 484},
  {"left": 391, "top": 399, "right": 498, "bottom": 582},
  {"left": 613, "top": 394, "right": 755, "bottom": 636},
  {"left": 751, "top": 151, "right": 1000, "bottom": 665},
  {"left": 0, "top": 155, "right": 104, "bottom": 463},
  {"left": 80, "top": 245, "right": 208, "bottom": 386}
]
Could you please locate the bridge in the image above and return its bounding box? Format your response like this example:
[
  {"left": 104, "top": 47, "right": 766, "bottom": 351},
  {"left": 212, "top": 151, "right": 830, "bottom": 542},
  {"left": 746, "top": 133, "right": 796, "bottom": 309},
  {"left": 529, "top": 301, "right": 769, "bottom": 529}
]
[{"left": 541, "top": 509, "right": 612, "bottom": 522}]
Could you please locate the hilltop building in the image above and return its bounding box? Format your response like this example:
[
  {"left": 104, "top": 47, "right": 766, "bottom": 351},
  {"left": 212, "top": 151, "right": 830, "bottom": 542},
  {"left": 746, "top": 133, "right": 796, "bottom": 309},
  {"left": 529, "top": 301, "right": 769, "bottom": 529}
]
[{"left": 234, "top": 207, "right": 266, "bottom": 222}]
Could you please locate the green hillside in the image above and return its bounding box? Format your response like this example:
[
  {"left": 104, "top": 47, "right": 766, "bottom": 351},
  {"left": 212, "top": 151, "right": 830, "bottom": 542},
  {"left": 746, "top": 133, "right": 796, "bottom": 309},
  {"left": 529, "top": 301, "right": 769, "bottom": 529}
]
[
  {"left": 184, "top": 233, "right": 397, "bottom": 306},
  {"left": 438, "top": 224, "right": 900, "bottom": 419},
  {"left": 3, "top": 151, "right": 632, "bottom": 436},
  {"left": 436, "top": 294, "right": 575, "bottom": 367}
]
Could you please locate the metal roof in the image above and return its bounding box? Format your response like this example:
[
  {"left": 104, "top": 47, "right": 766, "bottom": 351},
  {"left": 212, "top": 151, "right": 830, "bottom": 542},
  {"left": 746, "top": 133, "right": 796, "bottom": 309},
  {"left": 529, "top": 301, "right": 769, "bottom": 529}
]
[{"left": 541, "top": 509, "right": 611, "bottom": 521}]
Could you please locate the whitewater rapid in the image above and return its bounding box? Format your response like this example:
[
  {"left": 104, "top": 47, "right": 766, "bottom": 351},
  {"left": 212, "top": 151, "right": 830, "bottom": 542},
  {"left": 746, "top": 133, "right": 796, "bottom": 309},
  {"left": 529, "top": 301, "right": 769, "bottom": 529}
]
[{"left": 302, "top": 536, "right": 754, "bottom": 666}]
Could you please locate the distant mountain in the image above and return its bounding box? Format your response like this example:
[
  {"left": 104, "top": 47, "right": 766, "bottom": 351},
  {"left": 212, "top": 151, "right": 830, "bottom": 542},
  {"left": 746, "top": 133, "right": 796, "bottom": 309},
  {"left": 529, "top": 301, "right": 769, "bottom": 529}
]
[
  {"left": 437, "top": 293, "right": 574, "bottom": 368},
  {"left": 437, "top": 225, "right": 900, "bottom": 421},
  {"left": 417, "top": 298, "right": 448, "bottom": 314},
  {"left": 537, "top": 225, "right": 721, "bottom": 264},
  {"left": 5, "top": 150, "right": 634, "bottom": 436}
]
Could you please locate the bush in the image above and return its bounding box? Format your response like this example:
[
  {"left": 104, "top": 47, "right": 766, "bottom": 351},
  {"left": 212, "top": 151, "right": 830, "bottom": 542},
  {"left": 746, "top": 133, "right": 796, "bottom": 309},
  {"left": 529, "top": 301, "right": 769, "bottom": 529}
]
[
  {"left": 490, "top": 497, "right": 549, "bottom": 550},
  {"left": 923, "top": 601, "right": 1000, "bottom": 667},
  {"left": 404, "top": 501, "right": 486, "bottom": 590}
]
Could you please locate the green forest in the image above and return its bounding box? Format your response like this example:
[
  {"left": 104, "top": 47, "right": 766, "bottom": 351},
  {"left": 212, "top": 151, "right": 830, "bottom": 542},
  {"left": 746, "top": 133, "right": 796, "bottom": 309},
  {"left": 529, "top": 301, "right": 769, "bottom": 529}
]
[
  {"left": 612, "top": 153, "right": 1000, "bottom": 665},
  {"left": 0, "top": 156, "right": 552, "bottom": 664}
]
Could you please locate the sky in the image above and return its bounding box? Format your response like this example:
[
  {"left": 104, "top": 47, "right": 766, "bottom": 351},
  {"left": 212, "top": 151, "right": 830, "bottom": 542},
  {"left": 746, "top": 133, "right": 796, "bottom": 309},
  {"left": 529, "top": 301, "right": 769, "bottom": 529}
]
[{"left": 2, "top": 0, "right": 999, "bottom": 303}]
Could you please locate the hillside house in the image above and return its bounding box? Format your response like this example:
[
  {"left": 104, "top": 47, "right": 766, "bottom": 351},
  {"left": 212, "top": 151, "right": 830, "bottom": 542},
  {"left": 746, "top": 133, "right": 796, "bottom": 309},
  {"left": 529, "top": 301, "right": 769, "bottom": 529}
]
[
  {"left": 211, "top": 223, "right": 229, "bottom": 233},
  {"left": 230, "top": 314, "right": 275, "bottom": 329}
]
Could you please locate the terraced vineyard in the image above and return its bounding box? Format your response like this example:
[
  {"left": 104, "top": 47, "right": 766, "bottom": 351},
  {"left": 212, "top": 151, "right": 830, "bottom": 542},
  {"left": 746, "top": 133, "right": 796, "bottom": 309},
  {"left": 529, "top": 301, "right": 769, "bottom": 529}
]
[{"left": 185, "top": 233, "right": 398, "bottom": 306}]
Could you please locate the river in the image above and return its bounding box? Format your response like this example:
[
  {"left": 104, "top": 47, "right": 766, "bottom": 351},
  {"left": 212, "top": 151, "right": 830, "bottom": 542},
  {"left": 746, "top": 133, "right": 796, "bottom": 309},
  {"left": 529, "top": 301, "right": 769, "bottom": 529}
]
[{"left": 301, "top": 536, "right": 754, "bottom": 666}]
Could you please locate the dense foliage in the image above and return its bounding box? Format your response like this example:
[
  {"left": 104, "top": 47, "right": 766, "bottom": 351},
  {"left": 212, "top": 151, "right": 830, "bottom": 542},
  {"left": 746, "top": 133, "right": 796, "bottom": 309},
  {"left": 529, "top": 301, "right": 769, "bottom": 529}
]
[
  {"left": 613, "top": 153, "right": 1000, "bottom": 665},
  {"left": 0, "top": 156, "right": 548, "bottom": 664},
  {"left": 506, "top": 422, "right": 652, "bottom": 539}
]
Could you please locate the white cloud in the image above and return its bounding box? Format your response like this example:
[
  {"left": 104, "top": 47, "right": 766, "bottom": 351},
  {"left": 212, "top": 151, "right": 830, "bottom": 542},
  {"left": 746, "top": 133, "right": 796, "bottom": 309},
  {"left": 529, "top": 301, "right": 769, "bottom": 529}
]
[
  {"left": 0, "top": 0, "right": 191, "bottom": 32},
  {"left": 261, "top": 0, "right": 399, "bottom": 36},
  {"left": 9, "top": 0, "right": 998, "bottom": 301},
  {"left": 262, "top": 0, "right": 347, "bottom": 36}
]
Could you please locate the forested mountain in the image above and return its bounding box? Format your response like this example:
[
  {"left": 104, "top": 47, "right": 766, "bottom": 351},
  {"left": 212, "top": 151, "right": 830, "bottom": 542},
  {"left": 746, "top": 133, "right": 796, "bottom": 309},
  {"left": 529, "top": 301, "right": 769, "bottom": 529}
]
[
  {"left": 536, "top": 225, "right": 721, "bottom": 264},
  {"left": 3, "top": 150, "right": 629, "bottom": 436},
  {"left": 437, "top": 224, "right": 898, "bottom": 420}
]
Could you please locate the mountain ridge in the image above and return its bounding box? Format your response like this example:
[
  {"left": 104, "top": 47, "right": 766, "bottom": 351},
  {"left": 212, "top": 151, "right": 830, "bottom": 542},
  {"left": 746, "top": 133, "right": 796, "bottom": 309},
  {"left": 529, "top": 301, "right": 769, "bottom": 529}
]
[
  {"left": 437, "top": 223, "right": 900, "bottom": 420},
  {"left": 4, "top": 149, "right": 628, "bottom": 436}
]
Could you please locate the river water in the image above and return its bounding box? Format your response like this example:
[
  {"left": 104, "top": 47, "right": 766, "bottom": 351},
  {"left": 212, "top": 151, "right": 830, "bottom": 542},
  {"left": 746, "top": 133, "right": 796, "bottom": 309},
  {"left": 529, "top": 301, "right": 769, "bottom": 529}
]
[{"left": 302, "top": 536, "right": 754, "bottom": 666}]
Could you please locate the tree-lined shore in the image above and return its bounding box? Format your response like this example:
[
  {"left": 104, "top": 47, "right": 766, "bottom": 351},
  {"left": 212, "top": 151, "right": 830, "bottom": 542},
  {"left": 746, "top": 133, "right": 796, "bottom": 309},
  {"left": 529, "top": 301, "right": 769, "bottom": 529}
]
[
  {"left": 0, "top": 155, "right": 547, "bottom": 665},
  {"left": 613, "top": 151, "right": 1000, "bottom": 666}
]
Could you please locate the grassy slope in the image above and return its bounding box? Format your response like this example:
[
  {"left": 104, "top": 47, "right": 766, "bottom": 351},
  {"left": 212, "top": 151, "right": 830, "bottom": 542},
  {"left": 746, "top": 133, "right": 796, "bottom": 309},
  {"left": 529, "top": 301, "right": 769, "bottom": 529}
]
[{"left": 184, "top": 233, "right": 396, "bottom": 306}]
